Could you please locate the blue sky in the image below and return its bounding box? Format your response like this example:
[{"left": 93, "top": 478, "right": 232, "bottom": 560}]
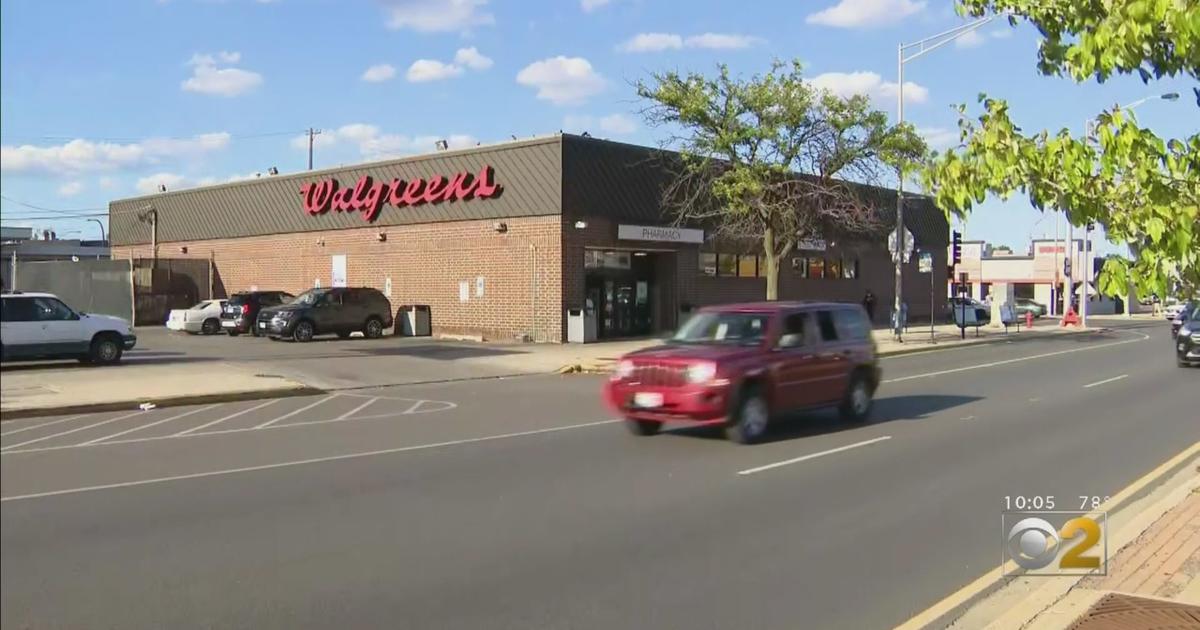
[{"left": 1, "top": 0, "right": 1194, "bottom": 253}]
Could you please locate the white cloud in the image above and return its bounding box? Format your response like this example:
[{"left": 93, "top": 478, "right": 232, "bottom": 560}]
[
  {"left": 580, "top": 0, "right": 610, "bottom": 11},
  {"left": 181, "top": 52, "right": 262, "bottom": 97},
  {"left": 809, "top": 71, "right": 928, "bottom": 106},
  {"left": 618, "top": 33, "right": 683, "bottom": 52},
  {"left": 135, "top": 171, "right": 267, "bottom": 195},
  {"left": 289, "top": 123, "right": 477, "bottom": 159},
  {"left": 406, "top": 59, "right": 464, "bottom": 82},
  {"left": 516, "top": 56, "right": 606, "bottom": 106},
  {"left": 805, "top": 0, "right": 927, "bottom": 28},
  {"left": 361, "top": 63, "right": 397, "bottom": 82},
  {"left": 683, "top": 33, "right": 763, "bottom": 49},
  {"left": 98, "top": 176, "right": 117, "bottom": 190},
  {"left": 380, "top": 0, "right": 493, "bottom": 33},
  {"left": 57, "top": 181, "right": 84, "bottom": 197},
  {"left": 562, "top": 113, "right": 637, "bottom": 136},
  {"left": 991, "top": 28, "right": 1013, "bottom": 39},
  {"left": 618, "top": 32, "right": 762, "bottom": 53},
  {"left": 954, "top": 29, "right": 985, "bottom": 48},
  {"left": 454, "top": 47, "right": 493, "bottom": 70},
  {"left": 918, "top": 126, "right": 959, "bottom": 150},
  {"left": 1, "top": 132, "right": 231, "bottom": 174}
]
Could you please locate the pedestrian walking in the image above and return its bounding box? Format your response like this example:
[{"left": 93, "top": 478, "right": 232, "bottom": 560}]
[{"left": 862, "top": 290, "right": 877, "bottom": 323}]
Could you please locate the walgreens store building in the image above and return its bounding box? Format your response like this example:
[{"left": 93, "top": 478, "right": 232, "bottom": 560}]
[{"left": 109, "top": 134, "right": 949, "bottom": 342}]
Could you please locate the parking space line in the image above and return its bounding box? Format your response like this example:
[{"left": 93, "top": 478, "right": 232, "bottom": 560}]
[
  {"left": 0, "top": 414, "right": 89, "bottom": 437},
  {"left": 737, "top": 436, "right": 893, "bottom": 476},
  {"left": 78, "top": 405, "right": 219, "bottom": 446},
  {"left": 335, "top": 397, "right": 378, "bottom": 421},
  {"left": 175, "top": 399, "right": 280, "bottom": 436},
  {"left": 1083, "top": 374, "right": 1128, "bottom": 389},
  {"left": 402, "top": 400, "right": 425, "bottom": 414},
  {"left": 254, "top": 396, "right": 338, "bottom": 429},
  {"left": 1, "top": 419, "right": 622, "bottom": 502},
  {"left": 0, "top": 410, "right": 147, "bottom": 451}
]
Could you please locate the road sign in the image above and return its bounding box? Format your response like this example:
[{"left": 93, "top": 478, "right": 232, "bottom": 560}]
[
  {"left": 889, "top": 227, "right": 915, "bottom": 263},
  {"left": 918, "top": 251, "right": 933, "bottom": 273}
]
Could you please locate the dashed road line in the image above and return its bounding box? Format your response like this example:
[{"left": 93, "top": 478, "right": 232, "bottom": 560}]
[
  {"left": 175, "top": 399, "right": 281, "bottom": 436},
  {"left": 0, "top": 418, "right": 621, "bottom": 502},
  {"left": 255, "top": 395, "right": 338, "bottom": 429},
  {"left": 0, "top": 414, "right": 89, "bottom": 437},
  {"left": 0, "top": 410, "right": 147, "bottom": 452},
  {"left": 1084, "top": 374, "right": 1129, "bottom": 389},
  {"left": 78, "top": 405, "right": 219, "bottom": 446},
  {"left": 737, "top": 436, "right": 893, "bottom": 476}
]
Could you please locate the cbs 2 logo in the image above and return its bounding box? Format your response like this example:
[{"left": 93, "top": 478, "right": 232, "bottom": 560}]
[{"left": 1007, "top": 516, "right": 1102, "bottom": 570}]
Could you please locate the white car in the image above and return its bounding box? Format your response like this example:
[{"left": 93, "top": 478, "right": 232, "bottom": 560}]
[
  {"left": 166, "top": 299, "right": 227, "bottom": 335},
  {"left": 0, "top": 292, "right": 136, "bottom": 365},
  {"left": 1164, "top": 302, "right": 1189, "bottom": 320}
]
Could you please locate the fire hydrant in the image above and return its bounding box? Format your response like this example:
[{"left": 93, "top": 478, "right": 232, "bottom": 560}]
[{"left": 1025, "top": 310, "right": 1034, "bottom": 328}]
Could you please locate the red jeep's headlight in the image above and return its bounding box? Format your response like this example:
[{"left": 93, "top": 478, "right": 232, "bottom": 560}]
[
  {"left": 614, "top": 359, "right": 636, "bottom": 380},
  {"left": 685, "top": 362, "right": 717, "bottom": 384}
]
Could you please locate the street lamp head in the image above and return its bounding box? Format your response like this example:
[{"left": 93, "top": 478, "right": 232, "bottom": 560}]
[{"left": 1161, "top": 92, "right": 1180, "bottom": 101}]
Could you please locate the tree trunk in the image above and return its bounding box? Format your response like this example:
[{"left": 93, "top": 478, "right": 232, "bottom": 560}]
[{"left": 763, "top": 227, "right": 778, "bottom": 300}]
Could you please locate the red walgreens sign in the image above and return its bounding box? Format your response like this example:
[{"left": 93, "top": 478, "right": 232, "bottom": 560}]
[{"left": 300, "top": 164, "right": 502, "bottom": 222}]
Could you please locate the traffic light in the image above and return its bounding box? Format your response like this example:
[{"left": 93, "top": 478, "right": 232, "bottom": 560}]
[{"left": 951, "top": 230, "right": 962, "bottom": 266}]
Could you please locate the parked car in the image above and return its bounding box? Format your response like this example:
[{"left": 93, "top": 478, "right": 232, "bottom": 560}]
[
  {"left": 1014, "top": 298, "right": 1047, "bottom": 318},
  {"left": 166, "top": 299, "right": 227, "bottom": 335},
  {"left": 1170, "top": 303, "right": 1198, "bottom": 339},
  {"left": 948, "top": 297, "right": 991, "bottom": 325},
  {"left": 259, "top": 287, "right": 393, "bottom": 342},
  {"left": 221, "top": 291, "right": 294, "bottom": 336},
  {"left": 603, "top": 301, "right": 881, "bottom": 444},
  {"left": 0, "top": 292, "right": 136, "bottom": 365},
  {"left": 1164, "top": 302, "right": 1190, "bottom": 321}
]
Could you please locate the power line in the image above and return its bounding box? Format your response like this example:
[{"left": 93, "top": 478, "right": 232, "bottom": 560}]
[
  {"left": 0, "top": 130, "right": 305, "bottom": 143},
  {"left": 0, "top": 194, "right": 107, "bottom": 215}
]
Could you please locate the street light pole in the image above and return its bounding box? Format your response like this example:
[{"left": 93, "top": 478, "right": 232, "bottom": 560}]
[
  {"left": 87, "top": 218, "right": 106, "bottom": 243},
  {"left": 895, "top": 15, "right": 998, "bottom": 341}
]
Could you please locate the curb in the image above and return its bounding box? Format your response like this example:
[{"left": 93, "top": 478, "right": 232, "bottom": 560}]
[
  {"left": 897, "top": 441, "right": 1200, "bottom": 630},
  {"left": 0, "top": 386, "right": 325, "bottom": 421}
]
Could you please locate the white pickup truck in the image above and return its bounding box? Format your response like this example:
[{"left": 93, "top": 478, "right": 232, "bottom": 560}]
[{"left": 0, "top": 292, "right": 137, "bottom": 365}]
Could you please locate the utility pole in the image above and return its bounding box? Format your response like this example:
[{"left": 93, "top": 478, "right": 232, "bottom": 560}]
[{"left": 306, "top": 128, "right": 322, "bottom": 170}]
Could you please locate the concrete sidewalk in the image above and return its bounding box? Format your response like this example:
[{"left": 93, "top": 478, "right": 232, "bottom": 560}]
[{"left": 934, "top": 447, "right": 1200, "bottom": 629}]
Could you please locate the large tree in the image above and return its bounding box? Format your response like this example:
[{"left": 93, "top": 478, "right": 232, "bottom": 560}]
[
  {"left": 924, "top": 0, "right": 1199, "bottom": 301},
  {"left": 637, "top": 61, "right": 926, "bottom": 300}
]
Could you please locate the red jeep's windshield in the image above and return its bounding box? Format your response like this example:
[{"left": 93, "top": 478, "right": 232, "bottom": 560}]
[{"left": 671, "top": 311, "right": 770, "bottom": 346}]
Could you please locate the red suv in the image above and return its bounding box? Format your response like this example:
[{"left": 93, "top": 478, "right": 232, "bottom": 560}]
[{"left": 603, "top": 302, "right": 881, "bottom": 444}]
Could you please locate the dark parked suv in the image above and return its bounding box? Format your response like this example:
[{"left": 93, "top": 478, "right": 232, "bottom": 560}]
[
  {"left": 603, "top": 301, "right": 881, "bottom": 444},
  {"left": 258, "top": 287, "right": 393, "bottom": 342},
  {"left": 221, "top": 291, "right": 294, "bottom": 336}
]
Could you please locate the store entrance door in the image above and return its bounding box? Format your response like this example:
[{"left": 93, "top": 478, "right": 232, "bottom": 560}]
[{"left": 584, "top": 250, "right": 656, "bottom": 339}]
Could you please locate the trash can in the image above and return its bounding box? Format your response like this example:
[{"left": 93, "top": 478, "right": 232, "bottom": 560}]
[
  {"left": 567, "top": 308, "right": 597, "bottom": 343},
  {"left": 397, "top": 304, "right": 431, "bottom": 337}
]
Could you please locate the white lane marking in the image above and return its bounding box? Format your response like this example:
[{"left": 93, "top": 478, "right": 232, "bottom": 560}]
[
  {"left": 0, "top": 410, "right": 147, "bottom": 451},
  {"left": 737, "top": 436, "right": 893, "bottom": 476},
  {"left": 1, "top": 419, "right": 621, "bottom": 502},
  {"left": 254, "top": 395, "right": 338, "bottom": 429},
  {"left": 1083, "top": 374, "right": 1129, "bottom": 389},
  {"left": 882, "top": 331, "right": 1149, "bottom": 385},
  {"left": 78, "top": 405, "right": 219, "bottom": 446},
  {"left": 1029, "top": 397, "right": 1042, "bottom": 403},
  {"left": 402, "top": 399, "right": 425, "bottom": 414},
  {"left": 335, "top": 397, "right": 378, "bottom": 421},
  {"left": 1, "top": 402, "right": 459, "bottom": 455},
  {"left": 0, "top": 414, "right": 89, "bottom": 437},
  {"left": 175, "top": 399, "right": 281, "bottom": 436}
]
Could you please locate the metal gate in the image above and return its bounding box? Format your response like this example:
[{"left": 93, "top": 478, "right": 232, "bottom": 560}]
[{"left": 11, "top": 259, "right": 135, "bottom": 322}]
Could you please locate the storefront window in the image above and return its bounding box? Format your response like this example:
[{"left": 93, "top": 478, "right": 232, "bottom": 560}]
[
  {"left": 717, "top": 253, "right": 738, "bottom": 276},
  {"left": 842, "top": 257, "right": 858, "bottom": 279},
  {"left": 699, "top": 252, "right": 718, "bottom": 276},
  {"left": 794, "top": 257, "right": 808, "bottom": 278},
  {"left": 827, "top": 258, "right": 842, "bottom": 279},
  {"left": 738, "top": 255, "right": 758, "bottom": 278},
  {"left": 807, "top": 257, "right": 825, "bottom": 279}
]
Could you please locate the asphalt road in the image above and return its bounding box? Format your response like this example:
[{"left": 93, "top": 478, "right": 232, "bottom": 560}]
[{"left": 2, "top": 320, "right": 1196, "bottom": 629}]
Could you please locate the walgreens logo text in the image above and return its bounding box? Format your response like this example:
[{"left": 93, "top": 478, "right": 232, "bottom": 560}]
[{"left": 299, "top": 165, "right": 501, "bottom": 222}]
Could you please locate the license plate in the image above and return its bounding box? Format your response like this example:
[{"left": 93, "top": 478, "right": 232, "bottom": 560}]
[
  {"left": 633, "top": 392, "right": 663, "bottom": 408},
  {"left": 221, "top": 320, "right": 235, "bottom": 327},
  {"left": 259, "top": 322, "right": 267, "bottom": 328}
]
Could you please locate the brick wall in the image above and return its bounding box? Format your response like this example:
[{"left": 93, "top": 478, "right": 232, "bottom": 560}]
[{"left": 113, "top": 215, "right": 564, "bottom": 342}]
